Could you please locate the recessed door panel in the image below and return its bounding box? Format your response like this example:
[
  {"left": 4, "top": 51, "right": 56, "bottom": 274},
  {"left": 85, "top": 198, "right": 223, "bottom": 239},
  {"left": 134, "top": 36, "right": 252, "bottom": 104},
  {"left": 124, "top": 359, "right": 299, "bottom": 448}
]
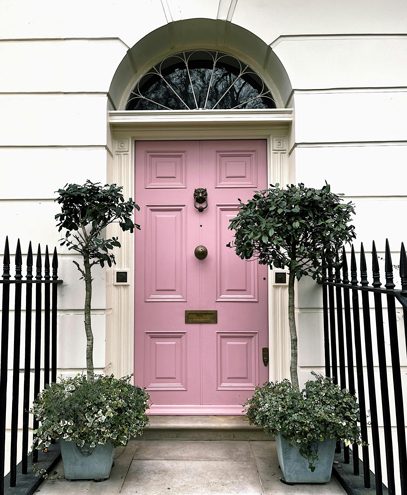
[
  {"left": 144, "top": 332, "right": 187, "bottom": 390},
  {"left": 145, "top": 151, "right": 187, "bottom": 188},
  {"left": 145, "top": 206, "right": 186, "bottom": 301},
  {"left": 217, "top": 332, "right": 258, "bottom": 390},
  {"left": 216, "top": 205, "right": 258, "bottom": 301},
  {"left": 216, "top": 151, "right": 258, "bottom": 188},
  {"left": 135, "top": 140, "right": 268, "bottom": 414}
]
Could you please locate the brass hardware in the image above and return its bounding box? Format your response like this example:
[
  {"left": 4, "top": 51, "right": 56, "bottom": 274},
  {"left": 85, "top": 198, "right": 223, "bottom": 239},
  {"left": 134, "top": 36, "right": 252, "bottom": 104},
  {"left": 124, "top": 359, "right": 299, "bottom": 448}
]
[
  {"left": 194, "top": 188, "right": 208, "bottom": 212},
  {"left": 262, "top": 347, "right": 269, "bottom": 367},
  {"left": 185, "top": 310, "right": 218, "bottom": 324},
  {"left": 194, "top": 245, "right": 208, "bottom": 260}
]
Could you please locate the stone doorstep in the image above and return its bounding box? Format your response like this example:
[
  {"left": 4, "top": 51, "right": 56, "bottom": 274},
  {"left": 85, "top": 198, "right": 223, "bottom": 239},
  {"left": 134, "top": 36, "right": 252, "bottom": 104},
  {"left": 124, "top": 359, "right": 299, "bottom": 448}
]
[{"left": 141, "top": 415, "right": 272, "bottom": 441}]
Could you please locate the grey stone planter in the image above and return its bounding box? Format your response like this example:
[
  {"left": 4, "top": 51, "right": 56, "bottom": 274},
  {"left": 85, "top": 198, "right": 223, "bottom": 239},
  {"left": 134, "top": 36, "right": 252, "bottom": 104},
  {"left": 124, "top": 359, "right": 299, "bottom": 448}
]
[
  {"left": 276, "top": 434, "right": 336, "bottom": 484},
  {"left": 60, "top": 439, "right": 114, "bottom": 481}
]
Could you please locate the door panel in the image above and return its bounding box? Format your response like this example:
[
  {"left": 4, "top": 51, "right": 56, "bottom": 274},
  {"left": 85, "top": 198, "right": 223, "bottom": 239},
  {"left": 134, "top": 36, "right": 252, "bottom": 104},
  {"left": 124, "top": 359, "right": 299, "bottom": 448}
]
[
  {"left": 135, "top": 140, "right": 268, "bottom": 414},
  {"left": 144, "top": 331, "right": 187, "bottom": 390},
  {"left": 216, "top": 205, "right": 258, "bottom": 301},
  {"left": 144, "top": 206, "right": 187, "bottom": 301}
]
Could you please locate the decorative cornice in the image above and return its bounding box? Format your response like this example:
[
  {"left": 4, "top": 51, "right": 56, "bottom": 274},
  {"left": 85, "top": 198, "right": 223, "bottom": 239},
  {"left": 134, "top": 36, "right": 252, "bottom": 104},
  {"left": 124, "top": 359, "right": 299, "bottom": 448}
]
[{"left": 109, "top": 109, "right": 293, "bottom": 128}]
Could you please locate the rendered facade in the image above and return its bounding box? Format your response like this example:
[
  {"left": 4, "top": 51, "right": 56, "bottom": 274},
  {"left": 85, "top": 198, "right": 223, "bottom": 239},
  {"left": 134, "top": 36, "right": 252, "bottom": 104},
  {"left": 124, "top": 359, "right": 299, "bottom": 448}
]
[{"left": 1, "top": 0, "right": 407, "bottom": 486}]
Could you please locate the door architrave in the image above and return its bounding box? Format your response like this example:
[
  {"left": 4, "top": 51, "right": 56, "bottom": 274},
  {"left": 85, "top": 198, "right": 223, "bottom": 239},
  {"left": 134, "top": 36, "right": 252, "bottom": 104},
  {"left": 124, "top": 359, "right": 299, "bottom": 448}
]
[{"left": 107, "top": 109, "right": 293, "bottom": 386}]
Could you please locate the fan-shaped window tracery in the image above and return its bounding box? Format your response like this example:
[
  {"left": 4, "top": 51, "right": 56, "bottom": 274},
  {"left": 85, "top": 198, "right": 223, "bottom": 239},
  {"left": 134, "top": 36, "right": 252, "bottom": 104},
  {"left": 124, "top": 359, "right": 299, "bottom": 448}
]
[{"left": 126, "top": 51, "right": 276, "bottom": 110}]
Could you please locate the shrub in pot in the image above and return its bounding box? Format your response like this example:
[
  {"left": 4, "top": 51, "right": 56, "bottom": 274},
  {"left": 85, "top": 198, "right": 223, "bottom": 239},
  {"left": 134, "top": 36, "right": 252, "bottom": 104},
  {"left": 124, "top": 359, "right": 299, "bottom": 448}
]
[
  {"left": 32, "top": 181, "right": 148, "bottom": 480},
  {"left": 32, "top": 374, "right": 149, "bottom": 480},
  {"left": 245, "top": 374, "right": 362, "bottom": 483}
]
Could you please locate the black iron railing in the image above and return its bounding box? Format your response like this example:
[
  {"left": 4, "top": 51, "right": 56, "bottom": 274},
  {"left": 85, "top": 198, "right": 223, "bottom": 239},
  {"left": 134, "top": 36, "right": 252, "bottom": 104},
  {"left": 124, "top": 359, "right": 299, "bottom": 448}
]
[
  {"left": 322, "top": 239, "right": 407, "bottom": 495},
  {"left": 0, "top": 237, "right": 61, "bottom": 494}
]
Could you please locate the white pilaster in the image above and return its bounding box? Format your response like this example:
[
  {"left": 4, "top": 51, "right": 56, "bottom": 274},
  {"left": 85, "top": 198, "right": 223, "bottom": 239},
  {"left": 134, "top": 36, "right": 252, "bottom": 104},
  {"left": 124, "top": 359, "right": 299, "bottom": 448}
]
[
  {"left": 268, "top": 135, "right": 291, "bottom": 381},
  {"left": 106, "top": 137, "right": 135, "bottom": 379}
]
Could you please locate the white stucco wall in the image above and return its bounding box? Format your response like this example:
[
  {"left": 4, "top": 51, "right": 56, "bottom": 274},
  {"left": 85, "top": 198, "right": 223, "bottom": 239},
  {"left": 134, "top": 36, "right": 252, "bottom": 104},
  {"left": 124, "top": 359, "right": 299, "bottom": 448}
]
[{"left": 1, "top": 0, "right": 406, "bottom": 485}]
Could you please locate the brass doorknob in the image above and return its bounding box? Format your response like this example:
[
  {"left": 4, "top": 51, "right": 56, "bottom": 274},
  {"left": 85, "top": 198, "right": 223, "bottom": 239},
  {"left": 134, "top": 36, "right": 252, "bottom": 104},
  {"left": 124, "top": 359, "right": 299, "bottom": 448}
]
[{"left": 194, "top": 245, "right": 208, "bottom": 260}]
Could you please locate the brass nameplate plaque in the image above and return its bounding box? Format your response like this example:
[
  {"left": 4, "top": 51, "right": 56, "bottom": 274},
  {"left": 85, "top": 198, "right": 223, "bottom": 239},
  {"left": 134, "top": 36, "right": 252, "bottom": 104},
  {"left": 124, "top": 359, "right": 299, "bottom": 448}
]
[{"left": 185, "top": 310, "right": 218, "bottom": 324}]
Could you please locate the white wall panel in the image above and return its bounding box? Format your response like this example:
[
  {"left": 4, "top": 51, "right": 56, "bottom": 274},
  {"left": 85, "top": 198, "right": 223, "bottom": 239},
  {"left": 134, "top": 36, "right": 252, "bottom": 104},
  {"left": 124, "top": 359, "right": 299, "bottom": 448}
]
[
  {"left": 0, "top": 0, "right": 167, "bottom": 47},
  {"left": 349, "top": 198, "right": 407, "bottom": 247},
  {"left": 161, "top": 0, "right": 219, "bottom": 21},
  {"left": 297, "top": 311, "right": 324, "bottom": 367},
  {"left": 3, "top": 0, "right": 407, "bottom": 48},
  {"left": 293, "top": 91, "right": 407, "bottom": 143},
  {"left": 293, "top": 145, "right": 407, "bottom": 196},
  {"left": 0, "top": 40, "right": 126, "bottom": 92},
  {"left": 58, "top": 258, "right": 106, "bottom": 310},
  {"left": 0, "top": 94, "right": 108, "bottom": 146},
  {"left": 0, "top": 256, "right": 106, "bottom": 310},
  {"left": 0, "top": 200, "right": 60, "bottom": 251},
  {"left": 274, "top": 38, "right": 407, "bottom": 89},
  {"left": 57, "top": 313, "right": 106, "bottom": 368},
  {"left": 297, "top": 277, "right": 322, "bottom": 309},
  {"left": 233, "top": 0, "right": 407, "bottom": 45},
  {"left": 0, "top": 148, "right": 107, "bottom": 199}
]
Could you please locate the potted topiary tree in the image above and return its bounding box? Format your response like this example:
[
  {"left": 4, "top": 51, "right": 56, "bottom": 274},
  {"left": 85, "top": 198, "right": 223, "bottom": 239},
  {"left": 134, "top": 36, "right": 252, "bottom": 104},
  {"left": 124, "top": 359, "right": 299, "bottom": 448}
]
[
  {"left": 229, "top": 182, "right": 359, "bottom": 483},
  {"left": 32, "top": 180, "right": 149, "bottom": 481},
  {"left": 244, "top": 375, "right": 361, "bottom": 483}
]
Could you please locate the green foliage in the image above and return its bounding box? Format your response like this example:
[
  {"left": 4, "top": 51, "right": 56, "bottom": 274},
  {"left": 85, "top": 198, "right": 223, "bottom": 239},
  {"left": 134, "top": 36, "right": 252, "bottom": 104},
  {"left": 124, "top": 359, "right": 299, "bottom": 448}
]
[
  {"left": 229, "top": 183, "right": 355, "bottom": 280},
  {"left": 55, "top": 180, "right": 140, "bottom": 272},
  {"left": 32, "top": 374, "right": 149, "bottom": 450},
  {"left": 245, "top": 374, "right": 362, "bottom": 470}
]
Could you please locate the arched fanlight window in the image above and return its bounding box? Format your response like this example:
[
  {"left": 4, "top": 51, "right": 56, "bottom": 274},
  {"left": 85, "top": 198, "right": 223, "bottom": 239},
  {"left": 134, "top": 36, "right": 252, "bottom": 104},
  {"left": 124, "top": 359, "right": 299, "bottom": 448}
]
[{"left": 126, "top": 51, "right": 276, "bottom": 110}]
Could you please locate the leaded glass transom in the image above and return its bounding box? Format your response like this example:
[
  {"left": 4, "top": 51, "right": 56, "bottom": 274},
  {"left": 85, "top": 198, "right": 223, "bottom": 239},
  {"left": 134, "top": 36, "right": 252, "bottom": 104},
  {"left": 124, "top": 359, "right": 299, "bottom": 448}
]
[{"left": 126, "top": 51, "right": 276, "bottom": 110}]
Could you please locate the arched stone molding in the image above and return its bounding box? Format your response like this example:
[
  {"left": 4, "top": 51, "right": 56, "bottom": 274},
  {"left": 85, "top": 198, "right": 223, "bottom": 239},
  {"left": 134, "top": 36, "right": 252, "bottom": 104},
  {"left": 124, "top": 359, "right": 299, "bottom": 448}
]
[{"left": 108, "top": 19, "right": 293, "bottom": 110}]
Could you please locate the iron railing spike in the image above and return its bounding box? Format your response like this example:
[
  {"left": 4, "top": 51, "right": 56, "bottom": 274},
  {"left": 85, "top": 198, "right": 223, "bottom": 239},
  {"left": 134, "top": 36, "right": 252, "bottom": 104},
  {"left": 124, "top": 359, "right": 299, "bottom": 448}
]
[
  {"left": 350, "top": 244, "right": 358, "bottom": 284},
  {"left": 385, "top": 239, "right": 395, "bottom": 289},
  {"left": 360, "top": 243, "right": 368, "bottom": 286},
  {"left": 52, "top": 247, "right": 58, "bottom": 270},
  {"left": 400, "top": 243, "right": 407, "bottom": 291},
  {"left": 3, "top": 236, "right": 10, "bottom": 268},
  {"left": 341, "top": 246, "right": 349, "bottom": 283},
  {"left": 371, "top": 241, "right": 381, "bottom": 288},
  {"left": 15, "top": 239, "right": 22, "bottom": 270},
  {"left": 36, "top": 244, "right": 42, "bottom": 271}
]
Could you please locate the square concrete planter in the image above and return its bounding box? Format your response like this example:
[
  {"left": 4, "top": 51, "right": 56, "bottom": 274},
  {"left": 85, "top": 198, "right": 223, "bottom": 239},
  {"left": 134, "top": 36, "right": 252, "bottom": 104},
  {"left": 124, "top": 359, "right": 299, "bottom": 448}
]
[
  {"left": 276, "top": 434, "right": 336, "bottom": 484},
  {"left": 60, "top": 439, "right": 114, "bottom": 481}
]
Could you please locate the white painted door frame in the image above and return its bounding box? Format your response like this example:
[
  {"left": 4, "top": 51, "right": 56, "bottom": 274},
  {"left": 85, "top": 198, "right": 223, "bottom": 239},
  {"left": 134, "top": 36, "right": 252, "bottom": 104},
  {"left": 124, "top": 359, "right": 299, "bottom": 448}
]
[{"left": 106, "top": 109, "right": 293, "bottom": 385}]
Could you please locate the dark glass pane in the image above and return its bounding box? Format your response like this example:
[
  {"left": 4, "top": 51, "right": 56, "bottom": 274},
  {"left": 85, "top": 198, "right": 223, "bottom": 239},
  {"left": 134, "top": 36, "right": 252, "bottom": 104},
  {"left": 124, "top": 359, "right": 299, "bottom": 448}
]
[{"left": 126, "top": 51, "right": 276, "bottom": 111}]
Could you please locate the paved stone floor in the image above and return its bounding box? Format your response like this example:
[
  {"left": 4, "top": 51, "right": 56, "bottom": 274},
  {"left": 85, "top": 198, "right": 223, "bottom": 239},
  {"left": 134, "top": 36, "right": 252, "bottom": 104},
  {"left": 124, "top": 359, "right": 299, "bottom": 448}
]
[{"left": 36, "top": 439, "right": 346, "bottom": 495}]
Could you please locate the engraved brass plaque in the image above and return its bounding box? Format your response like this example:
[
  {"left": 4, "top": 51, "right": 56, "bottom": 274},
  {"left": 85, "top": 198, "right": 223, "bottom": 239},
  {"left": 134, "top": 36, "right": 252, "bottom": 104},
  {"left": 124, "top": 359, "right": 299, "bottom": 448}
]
[{"left": 185, "top": 310, "right": 218, "bottom": 324}]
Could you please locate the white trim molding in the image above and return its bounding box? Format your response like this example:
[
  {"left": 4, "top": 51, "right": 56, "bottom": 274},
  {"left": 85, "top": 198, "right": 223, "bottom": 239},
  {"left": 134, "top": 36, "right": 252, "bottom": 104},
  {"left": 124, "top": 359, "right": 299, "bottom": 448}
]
[
  {"left": 107, "top": 109, "right": 293, "bottom": 384},
  {"left": 109, "top": 109, "right": 293, "bottom": 129}
]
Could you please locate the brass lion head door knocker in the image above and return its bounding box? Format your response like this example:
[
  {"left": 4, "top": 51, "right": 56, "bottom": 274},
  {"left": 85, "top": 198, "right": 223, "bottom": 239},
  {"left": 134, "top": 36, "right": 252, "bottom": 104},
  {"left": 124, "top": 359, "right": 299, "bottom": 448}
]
[{"left": 193, "top": 188, "right": 208, "bottom": 212}]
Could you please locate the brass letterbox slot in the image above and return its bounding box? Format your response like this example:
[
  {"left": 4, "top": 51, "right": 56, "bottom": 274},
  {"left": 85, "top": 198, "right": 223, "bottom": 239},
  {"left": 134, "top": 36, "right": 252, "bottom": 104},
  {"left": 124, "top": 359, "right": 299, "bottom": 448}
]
[{"left": 185, "top": 310, "right": 218, "bottom": 324}]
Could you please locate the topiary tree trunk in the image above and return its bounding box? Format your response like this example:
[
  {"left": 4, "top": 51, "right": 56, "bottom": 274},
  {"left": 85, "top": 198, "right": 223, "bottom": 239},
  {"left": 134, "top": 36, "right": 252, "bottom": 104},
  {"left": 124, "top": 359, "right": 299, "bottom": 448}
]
[
  {"left": 83, "top": 255, "right": 94, "bottom": 380},
  {"left": 288, "top": 271, "right": 298, "bottom": 389}
]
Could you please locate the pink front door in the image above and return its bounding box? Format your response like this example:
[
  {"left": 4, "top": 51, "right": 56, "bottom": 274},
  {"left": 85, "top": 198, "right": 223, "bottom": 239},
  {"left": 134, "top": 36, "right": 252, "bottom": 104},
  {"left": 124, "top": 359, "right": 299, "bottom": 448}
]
[{"left": 135, "top": 140, "right": 268, "bottom": 414}]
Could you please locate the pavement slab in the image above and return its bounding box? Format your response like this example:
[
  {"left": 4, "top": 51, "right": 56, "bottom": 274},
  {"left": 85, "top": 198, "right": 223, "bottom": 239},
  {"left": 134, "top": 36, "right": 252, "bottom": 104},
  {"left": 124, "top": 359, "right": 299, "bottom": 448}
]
[
  {"left": 121, "top": 459, "right": 263, "bottom": 495},
  {"left": 36, "top": 439, "right": 346, "bottom": 495},
  {"left": 133, "top": 440, "right": 253, "bottom": 461}
]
